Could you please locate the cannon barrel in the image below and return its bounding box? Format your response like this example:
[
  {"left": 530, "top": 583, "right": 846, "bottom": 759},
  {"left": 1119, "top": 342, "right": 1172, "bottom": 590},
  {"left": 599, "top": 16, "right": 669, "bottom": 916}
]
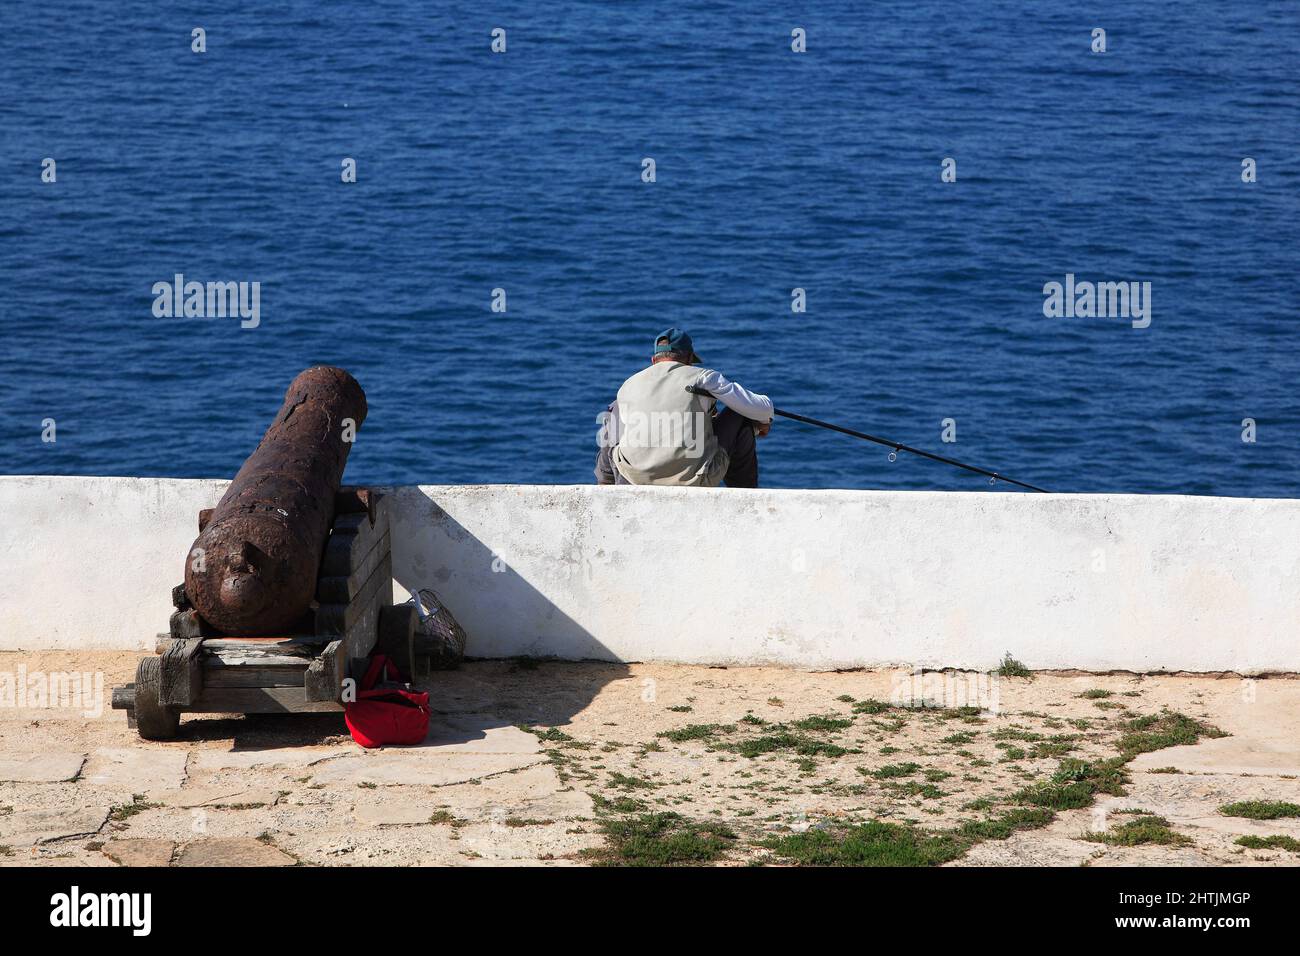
[{"left": 184, "top": 366, "right": 368, "bottom": 636}]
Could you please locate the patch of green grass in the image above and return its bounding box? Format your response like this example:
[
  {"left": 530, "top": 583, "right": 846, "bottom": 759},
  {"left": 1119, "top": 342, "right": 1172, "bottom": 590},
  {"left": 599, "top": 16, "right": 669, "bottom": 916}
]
[
  {"left": 585, "top": 813, "right": 737, "bottom": 866},
  {"left": 867, "top": 762, "right": 921, "bottom": 779},
  {"left": 1148, "top": 766, "right": 1182, "bottom": 774},
  {"left": 760, "top": 820, "right": 969, "bottom": 867},
  {"left": 518, "top": 724, "right": 574, "bottom": 743},
  {"left": 836, "top": 694, "right": 856, "bottom": 703},
  {"left": 656, "top": 723, "right": 735, "bottom": 743},
  {"left": 1235, "top": 835, "right": 1300, "bottom": 852},
  {"left": 1029, "top": 739, "right": 1078, "bottom": 759},
  {"left": 1218, "top": 801, "right": 1300, "bottom": 820},
  {"left": 941, "top": 732, "right": 978, "bottom": 745},
  {"left": 958, "top": 808, "right": 1055, "bottom": 840},
  {"left": 851, "top": 699, "right": 891, "bottom": 715},
  {"left": 739, "top": 713, "right": 768, "bottom": 726},
  {"left": 667, "top": 705, "right": 693, "bottom": 713},
  {"left": 723, "top": 733, "right": 853, "bottom": 759},
  {"left": 996, "top": 653, "right": 1032, "bottom": 678},
  {"left": 993, "top": 728, "right": 1044, "bottom": 742},
  {"left": 760, "top": 794, "right": 1061, "bottom": 867},
  {"left": 1083, "top": 814, "right": 1192, "bottom": 847},
  {"left": 881, "top": 781, "right": 947, "bottom": 800},
  {"left": 108, "top": 795, "right": 160, "bottom": 822},
  {"left": 428, "top": 810, "right": 468, "bottom": 827},
  {"left": 1078, "top": 689, "right": 1113, "bottom": 699},
  {"left": 503, "top": 817, "right": 553, "bottom": 828},
  {"left": 591, "top": 794, "right": 647, "bottom": 814},
  {"left": 792, "top": 714, "right": 853, "bottom": 732},
  {"left": 1013, "top": 757, "right": 1129, "bottom": 810},
  {"left": 937, "top": 706, "right": 984, "bottom": 720},
  {"left": 1116, "top": 711, "right": 1226, "bottom": 757},
  {"left": 607, "top": 772, "right": 656, "bottom": 791}
]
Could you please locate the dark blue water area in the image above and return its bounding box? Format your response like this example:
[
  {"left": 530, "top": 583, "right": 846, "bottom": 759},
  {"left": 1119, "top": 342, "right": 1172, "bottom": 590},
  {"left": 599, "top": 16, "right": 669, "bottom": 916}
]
[{"left": 1, "top": 1, "right": 1296, "bottom": 496}]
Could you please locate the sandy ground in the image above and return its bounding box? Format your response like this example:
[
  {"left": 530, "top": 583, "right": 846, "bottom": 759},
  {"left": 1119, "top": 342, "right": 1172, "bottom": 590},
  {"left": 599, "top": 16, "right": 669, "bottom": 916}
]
[{"left": 1, "top": 650, "right": 1298, "bottom": 866}]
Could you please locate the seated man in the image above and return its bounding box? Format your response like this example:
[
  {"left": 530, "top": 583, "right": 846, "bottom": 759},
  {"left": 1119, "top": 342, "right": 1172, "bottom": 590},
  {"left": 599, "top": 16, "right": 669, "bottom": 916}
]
[{"left": 595, "top": 328, "right": 773, "bottom": 487}]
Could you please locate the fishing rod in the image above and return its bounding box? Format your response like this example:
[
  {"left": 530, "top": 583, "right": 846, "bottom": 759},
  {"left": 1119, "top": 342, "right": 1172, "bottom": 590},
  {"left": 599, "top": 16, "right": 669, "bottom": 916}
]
[{"left": 685, "top": 385, "right": 1049, "bottom": 493}]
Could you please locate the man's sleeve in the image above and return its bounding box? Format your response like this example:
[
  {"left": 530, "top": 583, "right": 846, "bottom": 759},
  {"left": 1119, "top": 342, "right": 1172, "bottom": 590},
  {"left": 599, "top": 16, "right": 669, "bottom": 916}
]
[
  {"left": 594, "top": 401, "right": 621, "bottom": 484},
  {"left": 696, "top": 369, "right": 774, "bottom": 423}
]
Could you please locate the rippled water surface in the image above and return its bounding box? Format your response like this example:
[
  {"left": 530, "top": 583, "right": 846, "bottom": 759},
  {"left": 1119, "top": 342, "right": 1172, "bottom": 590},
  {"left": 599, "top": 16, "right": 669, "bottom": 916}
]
[{"left": 2, "top": 2, "right": 1297, "bottom": 495}]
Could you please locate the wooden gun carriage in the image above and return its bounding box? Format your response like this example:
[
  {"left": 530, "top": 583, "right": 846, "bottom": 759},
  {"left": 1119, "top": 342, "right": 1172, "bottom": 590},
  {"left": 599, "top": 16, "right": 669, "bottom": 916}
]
[{"left": 112, "top": 487, "right": 419, "bottom": 739}]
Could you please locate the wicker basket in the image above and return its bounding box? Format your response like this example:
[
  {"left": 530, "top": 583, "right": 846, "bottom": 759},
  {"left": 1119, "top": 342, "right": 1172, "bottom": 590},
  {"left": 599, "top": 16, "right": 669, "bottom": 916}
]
[{"left": 407, "top": 587, "right": 467, "bottom": 671}]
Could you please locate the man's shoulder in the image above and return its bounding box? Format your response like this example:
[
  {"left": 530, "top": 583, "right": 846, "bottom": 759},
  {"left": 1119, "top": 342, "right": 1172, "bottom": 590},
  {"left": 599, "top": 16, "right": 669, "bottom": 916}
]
[
  {"left": 622, "top": 362, "right": 703, "bottom": 383},
  {"left": 618, "top": 364, "right": 653, "bottom": 389}
]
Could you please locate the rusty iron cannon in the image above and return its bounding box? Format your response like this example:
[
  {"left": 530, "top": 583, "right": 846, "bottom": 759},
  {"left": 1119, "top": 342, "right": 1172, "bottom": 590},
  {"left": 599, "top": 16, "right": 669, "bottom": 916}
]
[
  {"left": 110, "top": 364, "right": 464, "bottom": 739},
  {"left": 184, "top": 366, "right": 368, "bottom": 636}
]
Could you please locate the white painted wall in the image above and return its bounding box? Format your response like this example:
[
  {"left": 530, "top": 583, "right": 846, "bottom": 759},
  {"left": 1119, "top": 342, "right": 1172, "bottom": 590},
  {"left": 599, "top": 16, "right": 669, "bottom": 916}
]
[
  {"left": 1, "top": 476, "right": 1297, "bottom": 672},
  {"left": 0, "top": 476, "right": 228, "bottom": 652}
]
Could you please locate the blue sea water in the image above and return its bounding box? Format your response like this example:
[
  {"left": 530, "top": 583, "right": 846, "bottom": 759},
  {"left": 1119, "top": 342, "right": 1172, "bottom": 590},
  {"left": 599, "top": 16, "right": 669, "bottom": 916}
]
[{"left": 2, "top": 2, "right": 1297, "bottom": 496}]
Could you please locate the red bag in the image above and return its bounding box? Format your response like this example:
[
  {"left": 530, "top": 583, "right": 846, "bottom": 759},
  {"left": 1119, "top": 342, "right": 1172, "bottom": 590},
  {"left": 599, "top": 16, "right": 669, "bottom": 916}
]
[{"left": 344, "top": 655, "right": 430, "bottom": 748}]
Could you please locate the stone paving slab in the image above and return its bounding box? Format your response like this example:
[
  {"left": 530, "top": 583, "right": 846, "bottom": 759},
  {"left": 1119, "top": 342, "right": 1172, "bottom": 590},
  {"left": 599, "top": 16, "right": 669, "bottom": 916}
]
[
  {"left": 422, "top": 719, "right": 542, "bottom": 754},
  {"left": 190, "top": 747, "right": 353, "bottom": 772},
  {"left": 353, "top": 801, "right": 441, "bottom": 827},
  {"left": 1131, "top": 736, "right": 1300, "bottom": 777},
  {"left": 0, "top": 753, "right": 85, "bottom": 783},
  {"left": 422, "top": 763, "right": 594, "bottom": 822},
  {"left": 309, "top": 752, "right": 546, "bottom": 787},
  {"left": 0, "top": 806, "right": 109, "bottom": 847},
  {"left": 81, "top": 748, "right": 188, "bottom": 792},
  {"left": 156, "top": 785, "right": 283, "bottom": 809},
  {"left": 101, "top": 838, "right": 176, "bottom": 867},
  {"left": 174, "top": 838, "right": 297, "bottom": 867}
]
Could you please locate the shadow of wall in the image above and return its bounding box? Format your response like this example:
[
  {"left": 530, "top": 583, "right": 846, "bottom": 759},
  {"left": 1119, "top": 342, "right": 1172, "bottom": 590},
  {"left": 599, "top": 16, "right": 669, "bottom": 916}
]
[{"left": 382, "top": 485, "right": 629, "bottom": 736}]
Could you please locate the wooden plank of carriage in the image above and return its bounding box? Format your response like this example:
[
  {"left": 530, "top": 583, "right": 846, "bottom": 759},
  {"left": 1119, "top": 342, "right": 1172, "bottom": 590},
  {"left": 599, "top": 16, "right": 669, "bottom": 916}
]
[
  {"left": 316, "top": 529, "right": 391, "bottom": 605},
  {"left": 189, "top": 685, "right": 343, "bottom": 714},
  {"left": 315, "top": 492, "right": 394, "bottom": 697},
  {"left": 305, "top": 558, "right": 391, "bottom": 702},
  {"left": 304, "top": 640, "right": 346, "bottom": 703},
  {"left": 334, "top": 485, "right": 377, "bottom": 523},
  {"left": 319, "top": 503, "right": 390, "bottom": 579},
  {"left": 159, "top": 638, "right": 204, "bottom": 706},
  {"left": 202, "top": 637, "right": 317, "bottom": 689},
  {"left": 316, "top": 554, "right": 391, "bottom": 646}
]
